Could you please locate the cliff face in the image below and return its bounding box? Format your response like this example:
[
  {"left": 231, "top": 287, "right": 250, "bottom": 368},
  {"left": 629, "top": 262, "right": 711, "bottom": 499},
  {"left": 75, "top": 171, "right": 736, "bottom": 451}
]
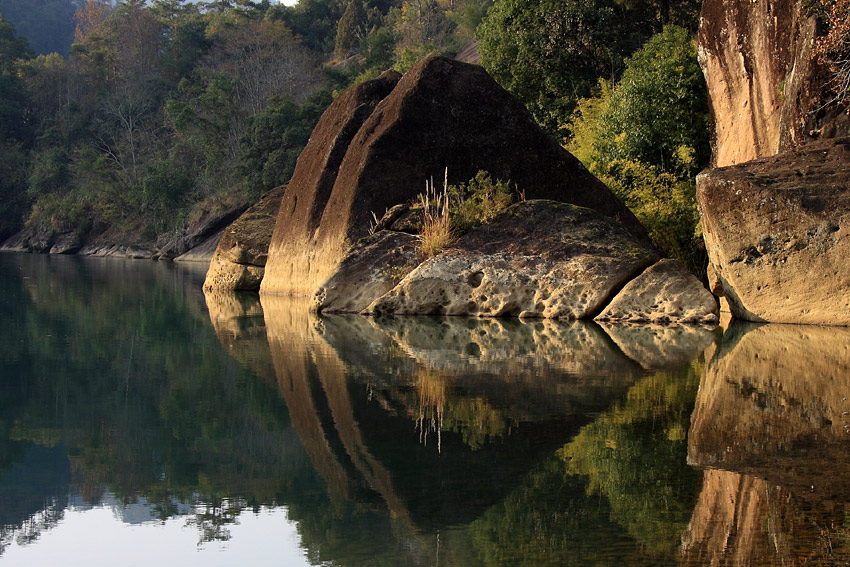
[{"left": 698, "top": 0, "right": 819, "bottom": 167}]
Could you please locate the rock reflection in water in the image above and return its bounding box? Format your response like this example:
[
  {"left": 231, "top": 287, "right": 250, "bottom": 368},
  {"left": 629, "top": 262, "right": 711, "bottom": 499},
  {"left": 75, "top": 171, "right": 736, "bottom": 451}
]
[
  {"left": 684, "top": 321, "right": 850, "bottom": 566},
  {"left": 207, "top": 292, "right": 713, "bottom": 533}
]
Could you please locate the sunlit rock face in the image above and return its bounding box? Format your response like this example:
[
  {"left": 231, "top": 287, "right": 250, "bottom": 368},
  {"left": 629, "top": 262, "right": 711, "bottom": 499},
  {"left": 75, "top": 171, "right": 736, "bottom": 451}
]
[
  {"left": 204, "top": 186, "right": 285, "bottom": 291},
  {"left": 260, "top": 54, "right": 648, "bottom": 297},
  {"left": 697, "top": 139, "right": 850, "bottom": 325},
  {"left": 364, "top": 201, "right": 659, "bottom": 319},
  {"left": 684, "top": 321, "right": 850, "bottom": 566},
  {"left": 316, "top": 231, "right": 421, "bottom": 313},
  {"left": 697, "top": 0, "right": 836, "bottom": 168},
  {"left": 596, "top": 258, "right": 718, "bottom": 326}
]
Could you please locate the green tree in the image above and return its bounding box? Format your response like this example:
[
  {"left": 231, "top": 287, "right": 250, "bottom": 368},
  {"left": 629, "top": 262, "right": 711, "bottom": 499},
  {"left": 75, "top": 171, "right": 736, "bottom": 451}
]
[
  {"left": 566, "top": 27, "right": 709, "bottom": 276},
  {"left": 0, "top": 15, "right": 33, "bottom": 240},
  {"left": 335, "top": 0, "right": 369, "bottom": 58},
  {"left": 595, "top": 25, "right": 709, "bottom": 176},
  {"left": 239, "top": 89, "right": 333, "bottom": 198},
  {"left": 390, "top": 0, "right": 457, "bottom": 71},
  {"left": 478, "top": 0, "right": 645, "bottom": 138}
]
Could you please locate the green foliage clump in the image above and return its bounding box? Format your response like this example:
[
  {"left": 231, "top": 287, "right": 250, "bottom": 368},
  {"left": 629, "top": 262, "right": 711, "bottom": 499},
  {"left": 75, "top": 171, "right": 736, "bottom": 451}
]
[
  {"left": 594, "top": 25, "right": 710, "bottom": 177},
  {"left": 239, "top": 89, "right": 333, "bottom": 199},
  {"left": 448, "top": 170, "right": 513, "bottom": 230},
  {"left": 567, "top": 26, "right": 709, "bottom": 277}
]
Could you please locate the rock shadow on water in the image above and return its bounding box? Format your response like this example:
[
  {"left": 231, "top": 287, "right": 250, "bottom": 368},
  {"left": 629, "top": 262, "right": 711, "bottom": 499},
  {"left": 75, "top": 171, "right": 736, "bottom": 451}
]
[{"left": 682, "top": 320, "right": 850, "bottom": 566}]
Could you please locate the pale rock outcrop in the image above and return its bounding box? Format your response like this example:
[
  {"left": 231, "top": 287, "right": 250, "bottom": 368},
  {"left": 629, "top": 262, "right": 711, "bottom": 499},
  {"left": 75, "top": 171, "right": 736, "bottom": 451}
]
[
  {"left": 315, "top": 230, "right": 421, "bottom": 313},
  {"left": 698, "top": 0, "right": 822, "bottom": 167},
  {"left": 595, "top": 258, "right": 718, "bottom": 325},
  {"left": 697, "top": 138, "right": 850, "bottom": 325},
  {"left": 364, "top": 200, "right": 659, "bottom": 319},
  {"left": 204, "top": 186, "right": 285, "bottom": 291}
]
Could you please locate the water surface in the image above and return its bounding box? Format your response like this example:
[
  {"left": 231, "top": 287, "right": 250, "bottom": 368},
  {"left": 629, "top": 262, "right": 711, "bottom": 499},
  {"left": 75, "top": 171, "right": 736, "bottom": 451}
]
[{"left": 1, "top": 253, "right": 848, "bottom": 566}]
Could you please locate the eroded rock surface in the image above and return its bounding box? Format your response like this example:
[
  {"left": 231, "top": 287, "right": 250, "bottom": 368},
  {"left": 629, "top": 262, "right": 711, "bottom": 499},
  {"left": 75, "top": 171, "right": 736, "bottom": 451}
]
[
  {"left": 316, "top": 230, "right": 421, "bottom": 313},
  {"left": 697, "top": 138, "right": 850, "bottom": 325},
  {"left": 596, "top": 259, "right": 718, "bottom": 325},
  {"left": 365, "top": 200, "right": 658, "bottom": 319},
  {"left": 204, "top": 186, "right": 285, "bottom": 291},
  {"left": 261, "top": 55, "right": 648, "bottom": 297}
]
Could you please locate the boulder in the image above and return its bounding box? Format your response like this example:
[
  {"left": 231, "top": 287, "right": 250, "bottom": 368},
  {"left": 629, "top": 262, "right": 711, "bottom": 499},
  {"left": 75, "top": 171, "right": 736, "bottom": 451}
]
[
  {"left": 315, "top": 230, "right": 421, "bottom": 313},
  {"left": 364, "top": 200, "right": 659, "bottom": 319},
  {"left": 595, "top": 258, "right": 718, "bottom": 325},
  {"left": 261, "top": 70, "right": 403, "bottom": 296},
  {"left": 697, "top": 138, "right": 850, "bottom": 325},
  {"left": 204, "top": 185, "right": 285, "bottom": 291},
  {"left": 261, "top": 55, "right": 649, "bottom": 297}
]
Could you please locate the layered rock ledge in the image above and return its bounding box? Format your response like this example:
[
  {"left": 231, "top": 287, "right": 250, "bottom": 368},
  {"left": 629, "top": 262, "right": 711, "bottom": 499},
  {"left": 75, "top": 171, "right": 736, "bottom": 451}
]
[{"left": 697, "top": 138, "right": 850, "bottom": 325}]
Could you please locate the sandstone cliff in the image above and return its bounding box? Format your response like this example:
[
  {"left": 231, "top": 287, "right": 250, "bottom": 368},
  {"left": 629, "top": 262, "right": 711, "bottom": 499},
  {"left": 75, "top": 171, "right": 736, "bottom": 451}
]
[{"left": 698, "top": 0, "right": 846, "bottom": 167}]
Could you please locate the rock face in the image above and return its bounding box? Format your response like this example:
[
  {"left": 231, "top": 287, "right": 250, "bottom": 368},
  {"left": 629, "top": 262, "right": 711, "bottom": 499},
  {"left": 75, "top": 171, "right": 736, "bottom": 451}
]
[
  {"left": 596, "top": 258, "right": 718, "bottom": 325},
  {"left": 316, "top": 230, "right": 421, "bottom": 313},
  {"left": 697, "top": 138, "right": 850, "bottom": 325},
  {"left": 698, "top": 0, "right": 819, "bottom": 167},
  {"left": 261, "top": 55, "right": 648, "bottom": 297},
  {"left": 364, "top": 200, "right": 659, "bottom": 319},
  {"left": 204, "top": 186, "right": 285, "bottom": 291},
  {"left": 698, "top": 0, "right": 850, "bottom": 168}
]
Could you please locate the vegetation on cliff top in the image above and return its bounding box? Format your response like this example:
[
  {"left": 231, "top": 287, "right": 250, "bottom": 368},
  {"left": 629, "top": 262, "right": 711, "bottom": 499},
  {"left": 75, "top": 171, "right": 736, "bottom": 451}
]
[{"left": 0, "top": 0, "right": 709, "bottom": 272}]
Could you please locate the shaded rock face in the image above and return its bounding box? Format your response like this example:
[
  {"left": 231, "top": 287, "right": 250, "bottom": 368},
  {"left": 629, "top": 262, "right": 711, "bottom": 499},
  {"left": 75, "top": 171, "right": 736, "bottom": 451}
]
[
  {"left": 261, "top": 55, "right": 648, "bottom": 297},
  {"left": 364, "top": 200, "right": 659, "bottom": 319},
  {"left": 697, "top": 138, "right": 850, "bottom": 325},
  {"left": 204, "top": 186, "right": 285, "bottom": 291}
]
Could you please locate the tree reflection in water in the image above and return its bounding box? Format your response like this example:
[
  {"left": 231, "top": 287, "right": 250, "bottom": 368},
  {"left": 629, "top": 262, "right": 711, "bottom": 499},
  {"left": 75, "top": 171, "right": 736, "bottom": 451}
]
[{"left": 5, "top": 254, "right": 850, "bottom": 566}]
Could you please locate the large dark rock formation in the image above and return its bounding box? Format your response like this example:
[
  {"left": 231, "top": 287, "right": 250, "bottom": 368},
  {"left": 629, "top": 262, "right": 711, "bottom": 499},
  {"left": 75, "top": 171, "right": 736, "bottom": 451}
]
[
  {"left": 261, "top": 55, "right": 648, "bottom": 297},
  {"left": 697, "top": 138, "right": 850, "bottom": 325}
]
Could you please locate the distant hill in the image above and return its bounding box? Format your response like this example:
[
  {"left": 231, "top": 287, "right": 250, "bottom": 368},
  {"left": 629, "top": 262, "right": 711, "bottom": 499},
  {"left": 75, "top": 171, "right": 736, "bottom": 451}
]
[{"left": 0, "top": 0, "right": 76, "bottom": 56}]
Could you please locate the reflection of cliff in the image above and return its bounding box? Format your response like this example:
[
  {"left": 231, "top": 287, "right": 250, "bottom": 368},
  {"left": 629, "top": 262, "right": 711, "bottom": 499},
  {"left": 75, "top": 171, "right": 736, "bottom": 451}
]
[
  {"left": 253, "top": 296, "right": 714, "bottom": 531},
  {"left": 684, "top": 322, "right": 850, "bottom": 566},
  {"left": 203, "top": 290, "right": 276, "bottom": 384}
]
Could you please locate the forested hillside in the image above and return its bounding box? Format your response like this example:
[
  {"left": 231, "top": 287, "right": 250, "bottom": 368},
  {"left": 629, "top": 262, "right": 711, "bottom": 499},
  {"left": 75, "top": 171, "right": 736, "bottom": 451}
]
[{"left": 1, "top": 0, "right": 844, "bottom": 270}]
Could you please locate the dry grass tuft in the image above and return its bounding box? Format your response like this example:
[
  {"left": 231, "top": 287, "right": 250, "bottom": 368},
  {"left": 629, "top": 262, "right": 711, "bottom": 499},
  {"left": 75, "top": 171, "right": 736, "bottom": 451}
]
[{"left": 418, "top": 169, "right": 457, "bottom": 257}]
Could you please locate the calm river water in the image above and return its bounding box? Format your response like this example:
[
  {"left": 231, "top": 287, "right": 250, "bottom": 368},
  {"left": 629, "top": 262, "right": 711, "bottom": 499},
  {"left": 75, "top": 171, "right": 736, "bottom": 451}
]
[{"left": 1, "top": 253, "right": 849, "bottom": 566}]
